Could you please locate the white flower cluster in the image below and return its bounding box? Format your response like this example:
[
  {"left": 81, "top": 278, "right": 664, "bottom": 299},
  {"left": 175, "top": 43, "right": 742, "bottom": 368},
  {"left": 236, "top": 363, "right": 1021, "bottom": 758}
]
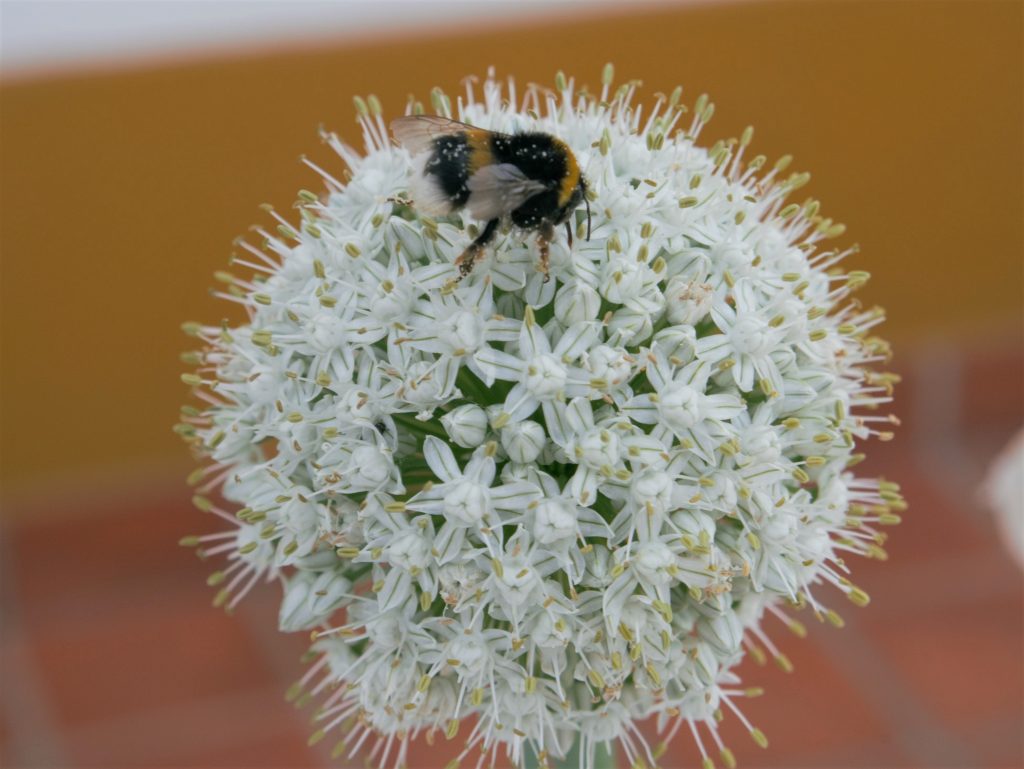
[{"left": 179, "top": 67, "right": 904, "bottom": 769}]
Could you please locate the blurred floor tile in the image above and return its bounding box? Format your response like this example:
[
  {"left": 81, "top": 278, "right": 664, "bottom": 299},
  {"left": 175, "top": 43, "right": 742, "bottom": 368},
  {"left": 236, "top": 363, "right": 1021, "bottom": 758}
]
[
  {"left": 864, "top": 450, "right": 994, "bottom": 565},
  {"left": 711, "top": 631, "right": 903, "bottom": 768},
  {"left": 960, "top": 346, "right": 1024, "bottom": 430},
  {"left": 173, "top": 728, "right": 325, "bottom": 768},
  {"left": 959, "top": 712, "right": 1024, "bottom": 768},
  {"left": 61, "top": 686, "right": 312, "bottom": 768},
  {"left": 1, "top": 342, "right": 1021, "bottom": 768},
  {"left": 27, "top": 598, "right": 277, "bottom": 728},
  {"left": 8, "top": 493, "right": 216, "bottom": 623},
  {"left": 860, "top": 594, "right": 1024, "bottom": 729},
  {"left": 403, "top": 733, "right": 490, "bottom": 769},
  {"left": 0, "top": 709, "right": 13, "bottom": 764}
]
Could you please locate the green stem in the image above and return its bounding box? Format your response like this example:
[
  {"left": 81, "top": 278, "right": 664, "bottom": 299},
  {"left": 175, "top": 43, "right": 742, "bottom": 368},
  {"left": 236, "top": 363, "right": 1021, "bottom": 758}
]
[
  {"left": 391, "top": 412, "right": 448, "bottom": 440},
  {"left": 456, "top": 368, "right": 492, "bottom": 403},
  {"left": 523, "top": 739, "right": 616, "bottom": 769}
]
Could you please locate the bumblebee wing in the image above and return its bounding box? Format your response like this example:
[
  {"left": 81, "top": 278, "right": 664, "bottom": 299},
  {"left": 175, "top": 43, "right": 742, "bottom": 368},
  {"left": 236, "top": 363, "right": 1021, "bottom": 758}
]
[
  {"left": 390, "top": 115, "right": 482, "bottom": 155},
  {"left": 466, "top": 164, "right": 547, "bottom": 221}
]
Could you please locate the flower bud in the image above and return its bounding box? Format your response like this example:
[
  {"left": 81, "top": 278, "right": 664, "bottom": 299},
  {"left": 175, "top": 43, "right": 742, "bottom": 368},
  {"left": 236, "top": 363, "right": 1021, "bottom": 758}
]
[
  {"left": 730, "top": 315, "right": 772, "bottom": 356},
  {"left": 443, "top": 480, "right": 490, "bottom": 525},
  {"left": 402, "top": 361, "right": 447, "bottom": 409},
  {"left": 387, "top": 217, "right": 428, "bottom": 261},
  {"left": 578, "top": 427, "right": 621, "bottom": 469},
  {"left": 524, "top": 354, "right": 567, "bottom": 400},
  {"left": 607, "top": 308, "right": 652, "bottom": 345},
  {"left": 586, "top": 345, "right": 633, "bottom": 389},
  {"left": 279, "top": 570, "right": 351, "bottom": 631},
  {"left": 439, "top": 310, "right": 484, "bottom": 354},
  {"left": 348, "top": 444, "right": 393, "bottom": 490},
  {"left": 658, "top": 382, "right": 702, "bottom": 431},
  {"left": 532, "top": 498, "right": 577, "bottom": 544},
  {"left": 697, "top": 612, "right": 743, "bottom": 656},
  {"left": 600, "top": 255, "right": 646, "bottom": 303},
  {"left": 630, "top": 470, "right": 674, "bottom": 515},
  {"left": 652, "top": 326, "right": 697, "bottom": 361},
  {"left": 246, "top": 364, "right": 284, "bottom": 404},
  {"left": 710, "top": 240, "right": 755, "bottom": 277},
  {"left": 665, "top": 276, "right": 713, "bottom": 325},
  {"left": 581, "top": 544, "right": 613, "bottom": 587},
  {"left": 278, "top": 491, "right": 322, "bottom": 557},
  {"left": 441, "top": 404, "right": 488, "bottom": 448},
  {"left": 371, "top": 277, "right": 415, "bottom": 323},
  {"left": 633, "top": 541, "right": 676, "bottom": 585},
  {"left": 500, "top": 420, "right": 545, "bottom": 464},
  {"left": 741, "top": 425, "right": 782, "bottom": 464},
  {"left": 387, "top": 529, "right": 432, "bottom": 572},
  {"left": 305, "top": 312, "right": 348, "bottom": 353},
  {"left": 554, "top": 281, "right": 601, "bottom": 325},
  {"left": 673, "top": 509, "right": 717, "bottom": 544}
]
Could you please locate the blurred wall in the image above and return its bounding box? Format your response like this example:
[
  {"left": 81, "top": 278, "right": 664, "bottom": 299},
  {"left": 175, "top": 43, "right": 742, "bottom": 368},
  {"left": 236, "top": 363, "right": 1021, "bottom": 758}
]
[{"left": 1, "top": 0, "right": 1021, "bottom": 503}]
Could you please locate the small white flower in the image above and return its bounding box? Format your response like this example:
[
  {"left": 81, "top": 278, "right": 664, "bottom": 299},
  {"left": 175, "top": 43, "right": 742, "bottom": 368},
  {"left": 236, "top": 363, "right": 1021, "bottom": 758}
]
[
  {"left": 500, "top": 419, "right": 545, "bottom": 464},
  {"left": 386, "top": 528, "right": 433, "bottom": 572},
  {"left": 532, "top": 497, "right": 577, "bottom": 544},
  {"left": 584, "top": 344, "right": 635, "bottom": 400},
  {"left": 665, "top": 275, "right": 714, "bottom": 326},
  {"left": 554, "top": 281, "right": 601, "bottom": 325},
  {"left": 347, "top": 444, "right": 394, "bottom": 489},
  {"left": 276, "top": 489, "right": 323, "bottom": 562},
  {"left": 493, "top": 536, "right": 542, "bottom": 610},
  {"left": 305, "top": 311, "right": 349, "bottom": 353},
  {"left": 181, "top": 66, "right": 903, "bottom": 769},
  {"left": 525, "top": 353, "right": 568, "bottom": 400},
  {"left": 633, "top": 541, "right": 677, "bottom": 586},
  {"left": 630, "top": 469, "right": 675, "bottom": 516},
  {"left": 392, "top": 357, "right": 460, "bottom": 420},
  {"left": 279, "top": 569, "right": 351, "bottom": 631},
  {"left": 443, "top": 478, "right": 491, "bottom": 526}
]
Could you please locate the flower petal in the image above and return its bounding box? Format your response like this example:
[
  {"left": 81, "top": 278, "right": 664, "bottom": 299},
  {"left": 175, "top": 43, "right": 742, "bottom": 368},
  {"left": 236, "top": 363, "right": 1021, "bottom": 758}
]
[{"left": 423, "top": 435, "right": 461, "bottom": 482}]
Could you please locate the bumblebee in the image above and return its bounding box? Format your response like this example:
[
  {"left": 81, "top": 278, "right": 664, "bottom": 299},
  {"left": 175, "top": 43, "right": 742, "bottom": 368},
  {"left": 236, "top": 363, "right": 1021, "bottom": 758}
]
[{"left": 391, "top": 115, "right": 590, "bottom": 282}]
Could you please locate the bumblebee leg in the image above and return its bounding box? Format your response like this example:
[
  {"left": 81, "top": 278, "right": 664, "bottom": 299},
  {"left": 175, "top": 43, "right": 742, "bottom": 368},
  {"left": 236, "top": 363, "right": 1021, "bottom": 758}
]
[
  {"left": 537, "top": 222, "right": 555, "bottom": 283},
  {"left": 455, "top": 218, "right": 499, "bottom": 282},
  {"left": 565, "top": 221, "right": 573, "bottom": 249}
]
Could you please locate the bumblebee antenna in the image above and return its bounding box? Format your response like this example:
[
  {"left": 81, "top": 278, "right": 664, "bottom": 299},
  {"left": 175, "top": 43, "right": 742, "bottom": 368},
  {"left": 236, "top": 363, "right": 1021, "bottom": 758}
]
[{"left": 585, "top": 195, "right": 592, "bottom": 241}]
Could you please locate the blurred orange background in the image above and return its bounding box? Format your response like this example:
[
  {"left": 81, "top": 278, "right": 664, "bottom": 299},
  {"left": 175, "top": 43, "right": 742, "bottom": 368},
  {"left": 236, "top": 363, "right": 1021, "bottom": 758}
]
[{"left": 1, "top": 1, "right": 1021, "bottom": 768}]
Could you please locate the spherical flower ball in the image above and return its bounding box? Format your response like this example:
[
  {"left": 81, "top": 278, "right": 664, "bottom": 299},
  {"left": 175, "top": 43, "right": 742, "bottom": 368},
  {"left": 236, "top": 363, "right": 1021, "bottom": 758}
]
[{"left": 179, "top": 66, "right": 904, "bottom": 769}]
